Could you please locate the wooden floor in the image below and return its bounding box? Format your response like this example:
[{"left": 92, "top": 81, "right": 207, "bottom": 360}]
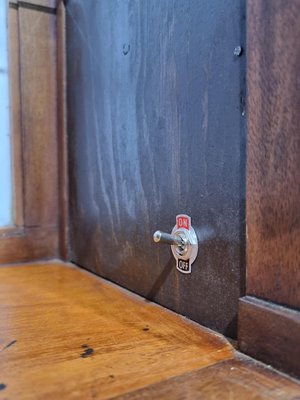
[{"left": 0, "top": 262, "right": 299, "bottom": 399}]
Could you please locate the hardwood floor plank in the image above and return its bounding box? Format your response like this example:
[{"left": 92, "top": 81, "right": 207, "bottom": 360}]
[
  {"left": 0, "top": 262, "right": 233, "bottom": 399},
  {"left": 1, "top": 263, "right": 298, "bottom": 399},
  {"left": 114, "top": 356, "right": 300, "bottom": 399}
]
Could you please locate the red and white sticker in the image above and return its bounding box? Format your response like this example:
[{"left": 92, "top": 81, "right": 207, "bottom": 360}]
[
  {"left": 175, "top": 214, "right": 192, "bottom": 274},
  {"left": 176, "top": 214, "right": 191, "bottom": 231}
]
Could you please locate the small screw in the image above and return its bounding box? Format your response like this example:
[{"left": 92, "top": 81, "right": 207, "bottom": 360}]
[
  {"left": 123, "top": 43, "right": 130, "bottom": 56},
  {"left": 233, "top": 46, "right": 243, "bottom": 57}
]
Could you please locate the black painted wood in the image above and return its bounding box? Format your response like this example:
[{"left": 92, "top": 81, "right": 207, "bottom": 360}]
[{"left": 67, "top": 0, "right": 246, "bottom": 337}]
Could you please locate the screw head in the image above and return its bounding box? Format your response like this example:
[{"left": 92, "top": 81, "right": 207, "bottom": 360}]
[{"left": 234, "top": 46, "right": 243, "bottom": 57}]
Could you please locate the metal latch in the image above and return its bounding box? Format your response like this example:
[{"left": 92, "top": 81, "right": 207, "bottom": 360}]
[{"left": 153, "top": 214, "right": 198, "bottom": 274}]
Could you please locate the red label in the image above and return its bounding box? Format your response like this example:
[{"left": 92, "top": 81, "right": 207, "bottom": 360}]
[{"left": 176, "top": 215, "right": 190, "bottom": 230}]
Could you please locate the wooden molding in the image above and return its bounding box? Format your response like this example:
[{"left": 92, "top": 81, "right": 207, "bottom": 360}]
[
  {"left": 238, "top": 296, "right": 300, "bottom": 379},
  {"left": 56, "top": 0, "right": 69, "bottom": 260},
  {"left": 246, "top": 0, "right": 300, "bottom": 308},
  {"left": 0, "top": 1, "right": 63, "bottom": 264},
  {"left": 0, "top": 226, "right": 58, "bottom": 264},
  {"left": 10, "top": 1, "right": 57, "bottom": 12},
  {"left": 8, "top": 4, "right": 24, "bottom": 227},
  {"left": 18, "top": 5, "right": 58, "bottom": 227}
]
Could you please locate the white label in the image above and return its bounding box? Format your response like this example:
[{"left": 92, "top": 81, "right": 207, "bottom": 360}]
[{"left": 176, "top": 258, "right": 191, "bottom": 274}]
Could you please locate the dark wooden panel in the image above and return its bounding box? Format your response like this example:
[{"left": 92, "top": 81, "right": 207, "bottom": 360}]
[
  {"left": 246, "top": 0, "right": 300, "bottom": 307},
  {"left": 115, "top": 356, "right": 300, "bottom": 399},
  {"left": 67, "top": 0, "right": 246, "bottom": 336},
  {"left": 18, "top": 7, "right": 58, "bottom": 227},
  {"left": 239, "top": 296, "right": 300, "bottom": 379}
]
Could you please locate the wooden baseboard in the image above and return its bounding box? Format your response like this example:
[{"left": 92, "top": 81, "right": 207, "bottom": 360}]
[
  {"left": 238, "top": 296, "right": 300, "bottom": 379},
  {"left": 0, "top": 227, "right": 58, "bottom": 264}
]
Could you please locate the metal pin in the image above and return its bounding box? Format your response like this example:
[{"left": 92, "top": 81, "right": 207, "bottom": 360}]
[{"left": 153, "top": 230, "right": 182, "bottom": 247}]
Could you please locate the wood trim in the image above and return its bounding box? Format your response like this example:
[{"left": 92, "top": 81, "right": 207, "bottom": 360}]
[
  {"left": 0, "top": 2, "right": 61, "bottom": 264},
  {"left": 18, "top": 6, "right": 58, "bottom": 227},
  {"left": 9, "top": 1, "right": 57, "bottom": 11},
  {"left": 18, "top": 1, "right": 56, "bottom": 15},
  {"left": 26, "top": 0, "right": 57, "bottom": 10},
  {"left": 0, "top": 227, "right": 58, "bottom": 264},
  {"left": 242, "top": 0, "right": 300, "bottom": 378},
  {"left": 238, "top": 296, "right": 300, "bottom": 379},
  {"left": 8, "top": 4, "right": 24, "bottom": 227},
  {"left": 56, "top": 0, "right": 69, "bottom": 260},
  {"left": 246, "top": 0, "right": 300, "bottom": 308}
]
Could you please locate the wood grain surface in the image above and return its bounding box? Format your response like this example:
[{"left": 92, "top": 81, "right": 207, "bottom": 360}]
[
  {"left": 239, "top": 296, "right": 300, "bottom": 379},
  {"left": 0, "top": 262, "right": 234, "bottom": 399},
  {"left": 115, "top": 356, "right": 300, "bottom": 400},
  {"left": 56, "top": 0, "right": 69, "bottom": 260},
  {"left": 0, "top": 227, "right": 58, "bottom": 264},
  {"left": 0, "top": 3, "right": 60, "bottom": 263},
  {"left": 0, "top": 263, "right": 299, "bottom": 399},
  {"left": 18, "top": 6, "right": 58, "bottom": 227},
  {"left": 246, "top": 0, "right": 300, "bottom": 307},
  {"left": 67, "top": 0, "right": 246, "bottom": 337},
  {"left": 8, "top": 5, "right": 24, "bottom": 227}
]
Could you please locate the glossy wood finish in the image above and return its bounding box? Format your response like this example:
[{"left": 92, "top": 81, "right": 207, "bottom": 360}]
[
  {"left": 0, "top": 263, "right": 299, "bottom": 399},
  {"left": 67, "top": 0, "right": 246, "bottom": 337},
  {"left": 239, "top": 296, "right": 300, "bottom": 379},
  {"left": 246, "top": 0, "right": 300, "bottom": 308},
  {"left": 116, "top": 357, "right": 300, "bottom": 399},
  {"left": 239, "top": 0, "right": 300, "bottom": 378},
  {"left": 0, "top": 262, "right": 234, "bottom": 399}
]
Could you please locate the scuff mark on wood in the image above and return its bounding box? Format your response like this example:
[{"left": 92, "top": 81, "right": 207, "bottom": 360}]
[
  {"left": 80, "top": 347, "right": 94, "bottom": 358},
  {"left": 2, "top": 340, "right": 17, "bottom": 351}
]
